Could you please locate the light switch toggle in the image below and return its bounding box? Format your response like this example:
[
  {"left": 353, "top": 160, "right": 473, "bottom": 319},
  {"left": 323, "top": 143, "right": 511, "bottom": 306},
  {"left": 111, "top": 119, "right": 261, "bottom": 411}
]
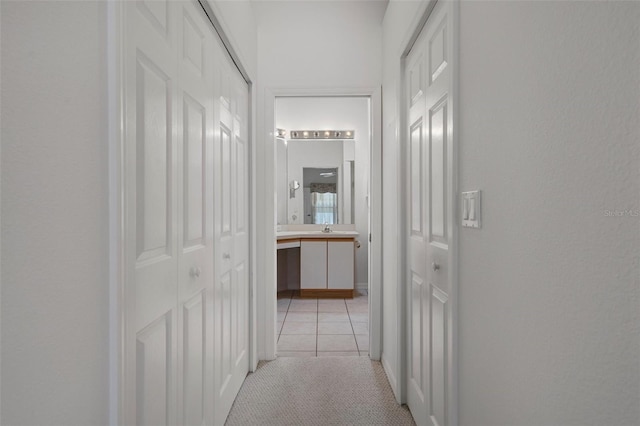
[{"left": 462, "top": 190, "right": 481, "bottom": 228}]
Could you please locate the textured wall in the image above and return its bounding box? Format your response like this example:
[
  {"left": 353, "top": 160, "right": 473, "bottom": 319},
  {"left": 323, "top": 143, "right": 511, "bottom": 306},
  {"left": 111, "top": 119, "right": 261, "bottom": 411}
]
[
  {"left": 255, "top": 1, "right": 385, "bottom": 89},
  {"left": 457, "top": 2, "right": 640, "bottom": 424},
  {"left": 1, "top": 2, "right": 109, "bottom": 424}
]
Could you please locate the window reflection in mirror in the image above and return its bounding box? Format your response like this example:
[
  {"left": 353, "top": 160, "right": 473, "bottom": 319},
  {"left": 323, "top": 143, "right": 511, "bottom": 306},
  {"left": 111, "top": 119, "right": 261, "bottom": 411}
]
[{"left": 303, "top": 167, "right": 338, "bottom": 224}]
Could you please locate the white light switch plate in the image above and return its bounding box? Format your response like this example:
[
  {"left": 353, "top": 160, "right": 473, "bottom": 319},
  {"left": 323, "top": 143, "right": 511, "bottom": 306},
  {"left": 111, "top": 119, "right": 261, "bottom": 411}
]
[{"left": 462, "top": 190, "right": 481, "bottom": 228}]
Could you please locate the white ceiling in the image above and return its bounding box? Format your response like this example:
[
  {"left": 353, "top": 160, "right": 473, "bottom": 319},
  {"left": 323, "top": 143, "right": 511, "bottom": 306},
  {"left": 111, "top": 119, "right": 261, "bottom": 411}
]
[{"left": 251, "top": 0, "right": 390, "bottom": 26}]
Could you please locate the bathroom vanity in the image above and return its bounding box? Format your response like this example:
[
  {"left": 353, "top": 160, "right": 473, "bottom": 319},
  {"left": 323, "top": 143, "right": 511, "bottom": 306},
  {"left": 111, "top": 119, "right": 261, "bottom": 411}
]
[{"left": 277, "top": 231, "right": 358, "bottom": 298}]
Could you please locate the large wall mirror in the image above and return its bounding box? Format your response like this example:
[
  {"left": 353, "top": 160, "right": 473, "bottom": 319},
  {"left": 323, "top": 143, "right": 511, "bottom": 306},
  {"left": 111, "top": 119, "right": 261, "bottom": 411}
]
[{"left": 277, "top": 138, "right": 355, "bottom": 224}]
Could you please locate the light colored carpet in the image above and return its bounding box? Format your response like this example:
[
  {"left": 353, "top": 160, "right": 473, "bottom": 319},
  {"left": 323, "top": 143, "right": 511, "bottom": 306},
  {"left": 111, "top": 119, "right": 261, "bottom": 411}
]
[{"left": 225, "top": 357, "right": 415, "bottom": 426}]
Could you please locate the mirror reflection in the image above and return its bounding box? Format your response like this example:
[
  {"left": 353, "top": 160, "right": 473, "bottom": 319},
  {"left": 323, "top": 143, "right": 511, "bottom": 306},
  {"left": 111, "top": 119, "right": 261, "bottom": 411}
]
[
  {"left": 277, "top": 138, "right": 355, "bottom": 225},
  {"left": 303, "top": 167, "right": 338, "bottom": 224}
]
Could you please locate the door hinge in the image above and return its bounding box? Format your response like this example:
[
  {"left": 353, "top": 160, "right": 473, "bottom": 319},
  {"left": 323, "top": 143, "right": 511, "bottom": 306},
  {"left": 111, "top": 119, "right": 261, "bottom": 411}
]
[{"left": 369, "top": 233, "right": 372, "bottom": 242}]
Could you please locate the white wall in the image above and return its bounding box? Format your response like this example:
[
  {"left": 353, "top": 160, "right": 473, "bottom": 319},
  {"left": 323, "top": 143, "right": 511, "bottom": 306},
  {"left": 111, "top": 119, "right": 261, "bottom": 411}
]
[
  {"left": 382, "top": 0, "right": 640, "bottom": 423},
  {"left": 1, "top": 2, "right": 109, "bottom": 424},
  {"left": 276, "top": 97, "right": 370, "bottom": 287},
  {"left": 254, "top": 1, "right": 385, "bottom": 89},
  {"left": 276, "top": 137, "right": 288, "bottom": 225},
  {"left": 457, "top": 2, "right": 640, "bottom": 424}
]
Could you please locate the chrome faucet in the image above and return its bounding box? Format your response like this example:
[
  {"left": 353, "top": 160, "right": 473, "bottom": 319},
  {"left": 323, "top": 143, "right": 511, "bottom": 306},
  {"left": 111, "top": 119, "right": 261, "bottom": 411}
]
[{"left": 322, "top": 222, "right": 332, "bottom": 233}]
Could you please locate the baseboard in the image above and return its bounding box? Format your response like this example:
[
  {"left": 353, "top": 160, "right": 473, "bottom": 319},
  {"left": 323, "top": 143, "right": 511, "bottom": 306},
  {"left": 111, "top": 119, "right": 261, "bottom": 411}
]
[
  {"left": 381, "top": 353, "right": 400, "bottom": 403},
  {"left": 299, "top": 289, "right": 354, "bottom": 298}
]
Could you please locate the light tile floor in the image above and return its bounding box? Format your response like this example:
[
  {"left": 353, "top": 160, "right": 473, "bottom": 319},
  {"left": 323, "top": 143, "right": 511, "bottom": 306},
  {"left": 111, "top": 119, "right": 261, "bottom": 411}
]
[{"left": 277, "top": 291, "right": 369, "bottom": 357}]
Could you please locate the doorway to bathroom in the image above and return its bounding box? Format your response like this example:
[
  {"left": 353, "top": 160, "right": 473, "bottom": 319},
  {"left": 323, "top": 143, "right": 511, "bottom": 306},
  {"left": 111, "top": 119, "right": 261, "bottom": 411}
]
[
  {"left": 258, "top": 88, "right": 382, "bottom": 361},
  {"left": 275, "top": 96, "right": 370, "bottom": 356}
]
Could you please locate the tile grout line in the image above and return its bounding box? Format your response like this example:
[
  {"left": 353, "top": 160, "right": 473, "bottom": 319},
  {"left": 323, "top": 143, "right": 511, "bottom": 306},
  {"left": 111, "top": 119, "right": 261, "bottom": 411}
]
[
  {"left": 315, "top": 298, "right": 319, "bottom": 357},
  {"left": 278, "top": 295, "right": 368, "bottom": 357},
  {"left": 345, "top": 298, "right": 361, "bottom": 355},
  {"left": 277, "top": 295, "right": 292, "bottom": 344}
]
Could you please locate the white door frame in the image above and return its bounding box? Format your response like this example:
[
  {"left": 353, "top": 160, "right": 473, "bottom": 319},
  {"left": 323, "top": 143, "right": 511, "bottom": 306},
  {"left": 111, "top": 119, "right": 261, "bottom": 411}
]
[
  {"left": 107, "top": 1, "right": 256, "bottom": 422},
  {"left": 258, "top": 87, "right": 383, "bottom": 361},
  {"left": 396, "top": 0, "right": 459, "bottom": 423}
]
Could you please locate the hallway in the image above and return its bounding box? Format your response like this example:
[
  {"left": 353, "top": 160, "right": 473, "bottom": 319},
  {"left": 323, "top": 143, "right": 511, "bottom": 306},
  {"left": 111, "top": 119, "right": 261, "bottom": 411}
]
[
  {"left": 225, "top": 357, "right": 414, "bottom": 425},
  {"left": 2, "top": 0, "right": 639, "bottom": 425}
]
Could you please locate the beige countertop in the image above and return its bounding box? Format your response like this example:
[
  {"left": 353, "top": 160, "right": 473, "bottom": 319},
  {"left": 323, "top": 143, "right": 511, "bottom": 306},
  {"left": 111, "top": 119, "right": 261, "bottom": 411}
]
[{"left": 276, "top": 230, "right": 359, "bottom": 240}]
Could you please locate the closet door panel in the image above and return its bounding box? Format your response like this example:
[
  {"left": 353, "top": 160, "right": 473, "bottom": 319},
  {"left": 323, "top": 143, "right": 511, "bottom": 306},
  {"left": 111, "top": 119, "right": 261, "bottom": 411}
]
[
  {"left": 125, "top": 1, "right": 179, "bottom": 424},
  {"left": 213, "top": 41, "right": 251, "bottom": 424},
  {"left": 125, "top": 3, "right": 250, "bottom": 425},
  {"left": 176, "top": 2, "right": 215, "bottom": 425}
]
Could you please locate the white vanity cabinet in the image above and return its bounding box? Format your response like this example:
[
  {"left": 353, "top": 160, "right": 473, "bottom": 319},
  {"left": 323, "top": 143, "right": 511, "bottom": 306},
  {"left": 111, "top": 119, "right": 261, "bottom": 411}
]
[
  {"left": 327, "top": 240, "right": 355, "bottom": 290},
  {"left": 300, "top": 238, "right": 355, "bottom": 297},
  {"left": 300, "top": 240, "right": 328, "bottom": 290}
]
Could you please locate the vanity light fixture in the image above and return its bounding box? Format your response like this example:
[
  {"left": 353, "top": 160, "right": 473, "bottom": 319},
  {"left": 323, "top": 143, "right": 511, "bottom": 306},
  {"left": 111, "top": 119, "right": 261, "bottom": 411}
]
[
  {"left": 275, "top": 128, "right": 287, "bottom": 138},
  {"left": 288, "top": 130, "right": 355, "bottom": 140}
]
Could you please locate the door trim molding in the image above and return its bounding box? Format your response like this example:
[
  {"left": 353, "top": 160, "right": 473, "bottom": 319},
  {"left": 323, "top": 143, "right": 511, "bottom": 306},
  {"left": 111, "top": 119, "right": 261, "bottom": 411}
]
[
  {"left": 397, "top": 1, "right": 459, "bottom": 424},
  {"left": 259, "top": 86, "right": 383, "bottom": 361},
  {"left": 107, "top": 1, "right": 125, "bottom": 423}
]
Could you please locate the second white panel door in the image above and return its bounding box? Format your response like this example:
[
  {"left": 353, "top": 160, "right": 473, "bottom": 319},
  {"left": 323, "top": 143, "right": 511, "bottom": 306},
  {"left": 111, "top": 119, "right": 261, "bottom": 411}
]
[
  {"left": 177, "top": 1, "right": 216, "bottom": 425},
  {"left": 405, "top": 1, "right": 454, "bottom": 426},
  {"left": 213, "top": 37, "right": 250, "bottom": 425}
]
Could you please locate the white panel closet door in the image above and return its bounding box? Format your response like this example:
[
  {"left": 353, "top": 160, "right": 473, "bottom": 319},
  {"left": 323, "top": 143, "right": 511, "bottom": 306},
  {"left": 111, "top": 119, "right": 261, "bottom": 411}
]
[
  {"left": 176, "top": 2, "right": 215, "bottom": 425},
  {"left": 406, "top": 24, "right": 429, "bottom": 426},
  {"left": 124, "top": 1, "right": 179, "bottom": 424},
  {"left": 213, "top": 42, "right": 250, "bottom": 425},
  {"left": 123, "top": 1, "right": 249, "bottom": 425},
  {"left": 405, "top": 2, "right": 454, "bottom": 426}
]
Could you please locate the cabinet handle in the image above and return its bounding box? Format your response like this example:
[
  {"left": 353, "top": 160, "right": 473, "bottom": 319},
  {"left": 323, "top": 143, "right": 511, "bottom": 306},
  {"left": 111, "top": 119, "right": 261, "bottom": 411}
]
[
  {"left": 223, "top": 253, "right": 231, "bottom": 260},
  {"left": 190, "top": 267, "right": 201, "bottom": 278}
]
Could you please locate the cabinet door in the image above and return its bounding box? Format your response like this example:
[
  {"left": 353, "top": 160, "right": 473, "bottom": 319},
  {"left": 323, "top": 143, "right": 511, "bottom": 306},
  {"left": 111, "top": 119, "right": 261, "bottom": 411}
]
[
  {"left": 300, "top": 240, "right": 327, "bottom": 289},
  {"left": 327, "top": 240, "right": 354, "bottom": 290}
]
